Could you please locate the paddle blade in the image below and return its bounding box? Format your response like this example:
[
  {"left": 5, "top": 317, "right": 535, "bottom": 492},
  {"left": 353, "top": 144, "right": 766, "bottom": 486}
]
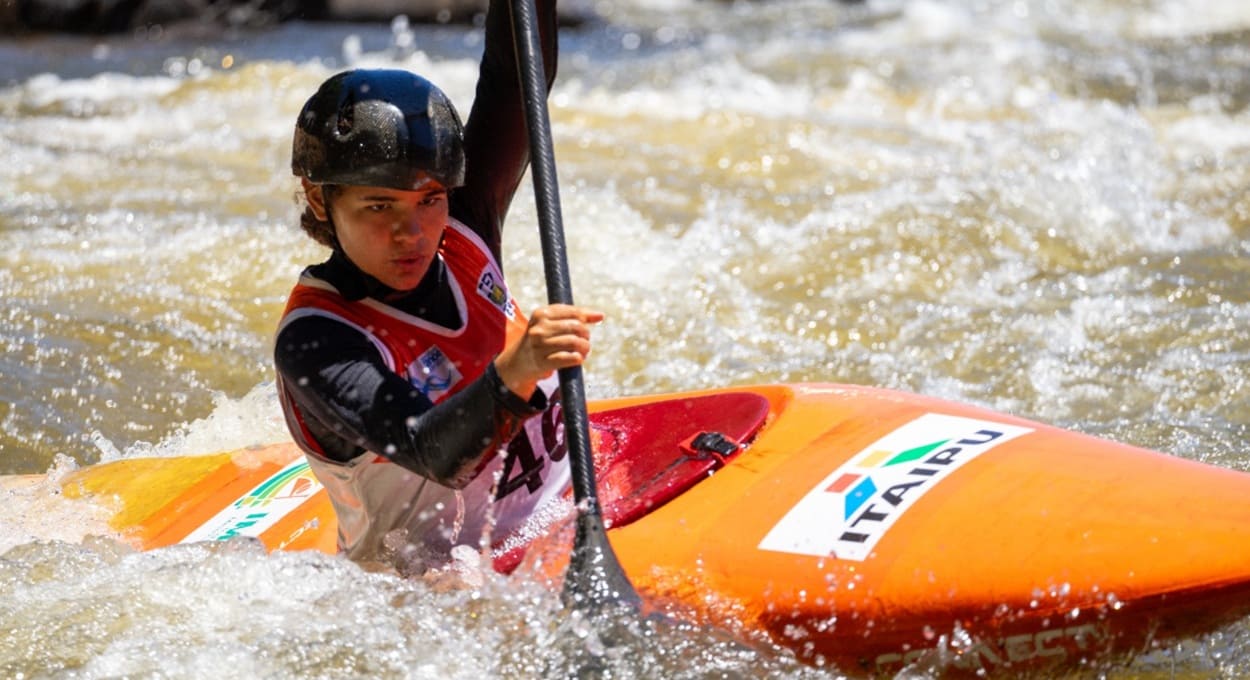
[{"left": 562, "top": 507, "right": 643, "bottom": 612}]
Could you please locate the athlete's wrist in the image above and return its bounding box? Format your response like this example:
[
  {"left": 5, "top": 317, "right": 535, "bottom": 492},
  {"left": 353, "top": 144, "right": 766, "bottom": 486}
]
[{"left": 488, "top": 358, "right": 541, "bottom": 411}]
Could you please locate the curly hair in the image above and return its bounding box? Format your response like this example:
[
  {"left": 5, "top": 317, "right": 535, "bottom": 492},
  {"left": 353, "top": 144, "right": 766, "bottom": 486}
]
[{"left": 297, "top": 184, "right": 340, "bottom": 249}]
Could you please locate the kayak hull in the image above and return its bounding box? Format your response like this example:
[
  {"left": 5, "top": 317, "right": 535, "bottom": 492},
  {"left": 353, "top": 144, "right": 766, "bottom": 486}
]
[{"left": 36, "top": 383, "right": 1250, "bottom": 675}]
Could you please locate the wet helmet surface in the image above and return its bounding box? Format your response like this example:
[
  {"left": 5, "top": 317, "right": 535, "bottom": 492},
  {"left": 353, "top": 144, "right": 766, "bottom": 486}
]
[{"left": 291, "top": 69, "right": 465, "bottom": 190}]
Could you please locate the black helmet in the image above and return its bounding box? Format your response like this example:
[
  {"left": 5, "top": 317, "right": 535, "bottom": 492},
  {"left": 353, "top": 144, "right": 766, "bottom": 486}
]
[{"left": 292, "top": 69, "right": 465, "bottom": 190}]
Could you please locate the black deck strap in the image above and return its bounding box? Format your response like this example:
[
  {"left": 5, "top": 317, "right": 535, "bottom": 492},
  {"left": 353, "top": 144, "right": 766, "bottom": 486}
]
[{"left": 682, "top": 431, "right": 742, "bottom": 465}]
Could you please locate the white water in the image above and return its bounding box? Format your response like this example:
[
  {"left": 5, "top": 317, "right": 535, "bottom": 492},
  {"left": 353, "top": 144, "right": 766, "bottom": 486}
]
[{"left": 3, "top": 0, "right": 1250, "bottom": 676}]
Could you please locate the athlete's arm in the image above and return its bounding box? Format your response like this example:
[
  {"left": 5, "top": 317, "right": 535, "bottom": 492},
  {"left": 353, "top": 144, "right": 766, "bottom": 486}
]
[
  {"left": 274, "top": 315, "right": 545, "bottom": 488},
  {"left": 449, "top": 0, "right": 559, "bottom": 263}
]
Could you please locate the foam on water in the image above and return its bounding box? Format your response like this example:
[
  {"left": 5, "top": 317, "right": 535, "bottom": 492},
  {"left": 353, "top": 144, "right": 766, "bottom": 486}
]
[
  {"left": 1130, "top": 0, "right": 1250, "bottom": 38},
  {"left": 0, "top": 457, "right": 117, "bottom": 556},
  {"left": 0, "top": 531, "right": 825, "bottom": 679}
]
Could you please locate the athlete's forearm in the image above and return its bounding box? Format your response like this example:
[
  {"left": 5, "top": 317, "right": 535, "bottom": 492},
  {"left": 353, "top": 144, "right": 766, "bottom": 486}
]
[
  {"left": 450, "top": 0, "right": 559, "bottom": 262},
  {"left": 394, "top": 362, "right": 544, "bottom": 487},
  {"left": 276, "top": 317, "right": 543, "bottom": 486}
]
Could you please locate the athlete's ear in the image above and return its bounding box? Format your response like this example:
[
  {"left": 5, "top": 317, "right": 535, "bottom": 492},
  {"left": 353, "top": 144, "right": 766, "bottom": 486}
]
[{"left": 303, "top": 178, "right": 329, "bottom": 221}]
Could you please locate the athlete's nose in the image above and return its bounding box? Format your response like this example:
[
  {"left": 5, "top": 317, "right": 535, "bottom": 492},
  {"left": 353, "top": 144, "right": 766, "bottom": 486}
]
[{"left": 391, "top": 209, "right": 424, "bottom": 241}]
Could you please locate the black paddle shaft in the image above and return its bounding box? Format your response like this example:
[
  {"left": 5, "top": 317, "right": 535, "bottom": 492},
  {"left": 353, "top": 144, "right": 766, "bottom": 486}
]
[{"left": 508, "top": 0, "right": 641, "bottom": 609}]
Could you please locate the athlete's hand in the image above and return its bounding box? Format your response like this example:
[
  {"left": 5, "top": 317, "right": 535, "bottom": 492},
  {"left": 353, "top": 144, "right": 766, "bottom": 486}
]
[{"left": 494, "top": 304, "right": 604, "bottom": 400}]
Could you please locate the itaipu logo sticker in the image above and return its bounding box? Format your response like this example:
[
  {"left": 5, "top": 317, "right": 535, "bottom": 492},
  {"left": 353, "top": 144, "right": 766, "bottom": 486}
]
[
  {"left": 408, "top": 345, "right": 463, "bottom": 402},
  {"left": 181, "top": 458, "right": 323, "bottom": 543},
  {"left": 758, "top": 413, "right": 1032, "bottom": 561},
  {"left": 476, "top": 267, "right": 516, "bottom": 320}
]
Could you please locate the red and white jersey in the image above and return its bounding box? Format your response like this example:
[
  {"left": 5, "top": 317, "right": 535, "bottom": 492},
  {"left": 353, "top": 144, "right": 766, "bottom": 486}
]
[{"left": 276, "top": 219, "right": 571, "bottom": 567}]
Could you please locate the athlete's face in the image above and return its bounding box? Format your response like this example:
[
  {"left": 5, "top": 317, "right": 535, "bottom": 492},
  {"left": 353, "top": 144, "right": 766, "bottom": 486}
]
[{"left": 306, "top": 180, "right": 450, "bottom": 291}]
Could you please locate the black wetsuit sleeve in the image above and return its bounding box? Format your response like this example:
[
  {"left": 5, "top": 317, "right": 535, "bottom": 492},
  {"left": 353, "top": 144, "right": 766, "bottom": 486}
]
[
  {"left": 275, "top": 315, "right": 546, "bottom": 488},
  {"left": 449, "top": 0, "right": 559, "bottom": 264}
]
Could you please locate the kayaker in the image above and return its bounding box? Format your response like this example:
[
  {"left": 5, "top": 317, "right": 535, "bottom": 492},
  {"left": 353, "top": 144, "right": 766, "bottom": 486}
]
[{"left": 273, "top": 0, "right": 598, "bottom": 576}]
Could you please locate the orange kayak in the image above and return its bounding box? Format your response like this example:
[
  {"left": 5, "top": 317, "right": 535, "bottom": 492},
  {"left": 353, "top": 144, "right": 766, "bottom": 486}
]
[{"left": 41, "top": 383, "right": 1250, "bottom": 675}]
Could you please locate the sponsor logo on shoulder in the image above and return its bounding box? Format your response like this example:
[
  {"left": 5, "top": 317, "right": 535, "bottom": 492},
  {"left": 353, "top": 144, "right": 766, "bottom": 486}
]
[
  {"left": 407, "top": 345, "right": 463, "bottom": 402},
  {"left": 476, "top": 267, "right": 516, "bottom": 319},
  {"left": 181, "top": 458, "right": 323, "bottom": 543},
  {"left": 758, "top": 413, "right": 1032, "bottom": 561}
]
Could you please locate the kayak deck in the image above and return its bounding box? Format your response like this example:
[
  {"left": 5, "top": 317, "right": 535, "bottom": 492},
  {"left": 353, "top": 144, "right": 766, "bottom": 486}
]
[{"left": 46, "top": 383, "right": 1250, "bottom": 675}]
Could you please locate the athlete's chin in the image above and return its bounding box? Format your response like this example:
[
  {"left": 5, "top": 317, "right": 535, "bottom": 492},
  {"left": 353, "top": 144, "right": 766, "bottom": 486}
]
[
  {"left": 385, "top": 274, "right": 425, "bottom": 291},
  {"left": 385, "top": 261, "right": 429, "bottom": 290}
]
